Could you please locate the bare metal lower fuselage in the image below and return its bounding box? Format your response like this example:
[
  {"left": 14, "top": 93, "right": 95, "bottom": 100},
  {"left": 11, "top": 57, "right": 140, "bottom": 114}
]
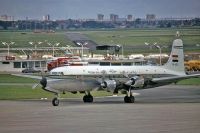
[{"left": 46, "top": 77, "right": 99, "bottom": 93}]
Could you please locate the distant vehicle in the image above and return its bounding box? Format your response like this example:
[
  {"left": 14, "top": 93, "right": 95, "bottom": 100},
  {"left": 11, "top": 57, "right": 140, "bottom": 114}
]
[
  {"left": 185, "top": 60, "right": 200, "bottom": 71},
  {"left": 47, "top": 56, "right": 83, "bottom": 71},
  {"left": 22, "top": 68, "right": 41, "bottom": 73}
]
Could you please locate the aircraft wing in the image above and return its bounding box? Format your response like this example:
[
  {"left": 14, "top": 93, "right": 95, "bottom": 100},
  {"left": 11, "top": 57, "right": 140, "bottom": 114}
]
[
  {"left": 152, "top": 73, "right": 200, "bottom": 83},
  {"left": 12, "top": 74, "right": 42, "bottom": 80},
  {"left": 11, "top": 74, "right": 62, "bottom": 81}
]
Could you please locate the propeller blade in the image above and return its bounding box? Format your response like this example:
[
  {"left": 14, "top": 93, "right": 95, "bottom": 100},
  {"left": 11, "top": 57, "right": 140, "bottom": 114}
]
[{"left": 32, "top": 83, "right": 39, "bottom": 89}]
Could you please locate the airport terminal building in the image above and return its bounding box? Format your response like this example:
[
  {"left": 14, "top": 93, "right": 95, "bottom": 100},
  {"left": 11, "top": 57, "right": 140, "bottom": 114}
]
[
  {"left": 0, "top": 58, "right": 47, "bottom": 72},
  {"left": 0, "top": 46, "right": 89, "bottom": 72}
]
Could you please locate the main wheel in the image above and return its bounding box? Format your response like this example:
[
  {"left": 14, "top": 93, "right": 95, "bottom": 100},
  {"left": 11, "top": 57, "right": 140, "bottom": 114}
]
[
  {"left": 124, "top": 96, "right": 130, "bottom": 103},
  {"left": 124, "top": 96, "right": 135, "bottom": 103},
  {"left": 52, "top": 97, "right": 59, "bottom": 106},
  {"left": 83, "top": 95, "right": 93, "bottom": 103},
  {"left": 129, "top": 95, "right": 135, "bottom": 103},
  {"left": 88, "top": 95, "right": 93, "bottom": 103},
  {"left": 83, "top": 95, "right": 87, "bottom": 102}
]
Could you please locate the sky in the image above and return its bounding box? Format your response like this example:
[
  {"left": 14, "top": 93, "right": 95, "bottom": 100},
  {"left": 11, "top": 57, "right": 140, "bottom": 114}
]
[{"left": 0, "top": 0, "right": 200, "bottom": 20}]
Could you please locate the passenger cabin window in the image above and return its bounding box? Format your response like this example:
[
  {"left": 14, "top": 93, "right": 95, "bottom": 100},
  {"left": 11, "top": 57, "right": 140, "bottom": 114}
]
[
  {"left": 134, "top": 62, "right": 142, "bottom": 66},
  {"left": 100, "top": 62, "right": 110, "bottom": 66},
  {"left": 122, "top": 62, "right": 132, "bottom": 66},
  {"left": 14, "top": 62, "right": 21, "bottom": 68},
  {"left": 88, "top": 62, "right": 99, "bottom": 66},
  {"left": 111, "top": 62, "right": 121, "bottom": 66}
]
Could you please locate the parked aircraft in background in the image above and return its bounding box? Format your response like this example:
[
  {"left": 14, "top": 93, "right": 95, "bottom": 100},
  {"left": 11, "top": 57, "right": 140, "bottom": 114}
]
[{"left": 13, "top": 39, "right": 200, "bottom": 106}]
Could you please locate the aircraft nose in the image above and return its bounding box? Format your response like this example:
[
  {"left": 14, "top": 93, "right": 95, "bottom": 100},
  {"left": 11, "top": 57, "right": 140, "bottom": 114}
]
[{"left": 40, "top": 77, "right": 47, "bottom": 89}]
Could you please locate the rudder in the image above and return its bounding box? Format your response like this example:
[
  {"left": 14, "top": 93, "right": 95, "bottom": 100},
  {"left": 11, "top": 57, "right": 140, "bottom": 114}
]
[{"left": 163, "top": 39, "right": 185, "bottom": 75}]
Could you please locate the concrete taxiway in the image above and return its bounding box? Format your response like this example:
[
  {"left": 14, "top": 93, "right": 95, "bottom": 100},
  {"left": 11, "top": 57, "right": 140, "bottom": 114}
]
[{"left": 0, "top": 85, "right": 200, "bottom": 133}]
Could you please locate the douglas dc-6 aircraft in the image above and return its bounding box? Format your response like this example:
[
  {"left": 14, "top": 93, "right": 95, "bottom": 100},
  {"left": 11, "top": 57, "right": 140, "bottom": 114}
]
[{"left": 13, "top": 39, "right": 200, "bottom": 106}]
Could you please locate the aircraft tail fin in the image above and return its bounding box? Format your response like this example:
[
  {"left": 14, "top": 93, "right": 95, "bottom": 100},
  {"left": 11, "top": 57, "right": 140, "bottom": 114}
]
[{"left": 163, "top": 39, "right": 185, "bottom": 75}]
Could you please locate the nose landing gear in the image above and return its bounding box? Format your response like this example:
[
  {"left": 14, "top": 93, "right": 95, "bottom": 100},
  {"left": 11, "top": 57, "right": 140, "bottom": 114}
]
[
  {"left": 52, "top": 94, "right": 60, "bottom": 106},
  {"left": 52, "top": 97, "right": 59, "bottom": 106}
]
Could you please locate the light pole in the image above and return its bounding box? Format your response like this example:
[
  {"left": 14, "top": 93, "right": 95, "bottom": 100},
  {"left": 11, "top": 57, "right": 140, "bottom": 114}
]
[
  {"left": 2, "top": 41, "right": 15, "bottom": 56},
  {"left": 116, "top": 44, "right": 124, "bottom": 58},
  {"left": 66, "top": 45, "right": 73, "bottom": 55},
  {"left": 121, "top": 45, "right": 124, "bottom": 59},
  {"left": 47, "top": 42, "right": 60, "bottom": 57},
  {"left": 29, "top": 41, "right": 42, "bottom": 55},
  {"left": 77, "top": 42, "right": 88, "bottom": 57},
  {"left": 153, "top": 43, "right": 167, "bottom": 65}
]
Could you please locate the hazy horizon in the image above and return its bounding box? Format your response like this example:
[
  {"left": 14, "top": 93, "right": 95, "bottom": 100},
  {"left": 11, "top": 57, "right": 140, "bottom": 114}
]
[{"left": 0, "top": 0, "right": 200, "bottom": 20}]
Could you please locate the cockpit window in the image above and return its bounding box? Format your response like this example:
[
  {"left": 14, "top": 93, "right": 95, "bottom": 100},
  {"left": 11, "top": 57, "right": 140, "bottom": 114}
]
[{"left": 51, "top": 72, "right": 64, "bottom": 75}]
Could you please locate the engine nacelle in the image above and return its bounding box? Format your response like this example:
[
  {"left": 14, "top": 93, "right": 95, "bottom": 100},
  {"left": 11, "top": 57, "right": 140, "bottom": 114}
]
[
  {"left": 125, "top": 76, "right": 145, "bottom": 88},
  {"left": 101, "top": 79, "right": 117, "bottom": 92}
]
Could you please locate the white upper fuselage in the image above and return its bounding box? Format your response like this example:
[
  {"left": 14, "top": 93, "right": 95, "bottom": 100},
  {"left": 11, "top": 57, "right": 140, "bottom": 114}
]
[
  {"left": 50, "top": 65, "right": 184, "bottom": 76},
  {"left": 50, "top": 39, "right": 187, "bottom": 77}
]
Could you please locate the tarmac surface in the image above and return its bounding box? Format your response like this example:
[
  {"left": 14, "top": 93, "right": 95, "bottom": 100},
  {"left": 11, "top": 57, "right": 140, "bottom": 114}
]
[{"left": 0, "top": 85, "right": 200, "bottom": 133}]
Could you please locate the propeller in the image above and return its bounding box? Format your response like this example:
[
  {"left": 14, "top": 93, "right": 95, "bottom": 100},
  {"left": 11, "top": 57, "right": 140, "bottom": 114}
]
[
  {"left": 32, "top": 77, "right": 47, "bottom": 89},
  {"left": 32, "top": 83, "right": 40, "bottom": 89}
]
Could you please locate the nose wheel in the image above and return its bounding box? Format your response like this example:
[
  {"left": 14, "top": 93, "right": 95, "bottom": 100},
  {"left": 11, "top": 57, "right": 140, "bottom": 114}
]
[{"left": 52, "top": 97, "right": 59, "bottom": 106}]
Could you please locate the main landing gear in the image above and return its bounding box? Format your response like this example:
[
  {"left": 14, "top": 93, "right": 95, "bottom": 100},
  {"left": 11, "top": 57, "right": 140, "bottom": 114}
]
[
  {"left": 51, "top": 90, "right": 134, "bottom": 106},
  {"left": 124, "top": 89, "right": 135, "bottom": 103},
  {"left": 51, "top": 92, "right": 94, "bottom": 106},
  {"left": 83, "top": 91, "right": 93, "bottom": 103}
]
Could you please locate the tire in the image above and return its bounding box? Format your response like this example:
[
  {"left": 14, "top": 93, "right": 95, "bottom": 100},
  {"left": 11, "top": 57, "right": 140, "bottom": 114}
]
[
  {"left": 88, "top": 95, "right": 93, "bottom": 103},
  {"left": 129, "top": 96, "right": 135, "bottom": 103},
  {"left": 52, "top": 98, "right": 59, "bottom": 106},
  {"left": 83, "top": 95, "right": 88, "bottom": 103},
  {"left": 124, "top": 96, "right": 130, "bottom": 103},
  {"left": 83, "top": 95, "right": 93, "bottom": 103},
  {"left": 124, "top": 96, "right": 135, "bottom": 103}
]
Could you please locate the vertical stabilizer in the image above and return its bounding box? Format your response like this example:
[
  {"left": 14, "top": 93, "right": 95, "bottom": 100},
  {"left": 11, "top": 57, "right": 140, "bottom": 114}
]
[{"left": 164, "top": 39, "right": 185, "bottom": 75}]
